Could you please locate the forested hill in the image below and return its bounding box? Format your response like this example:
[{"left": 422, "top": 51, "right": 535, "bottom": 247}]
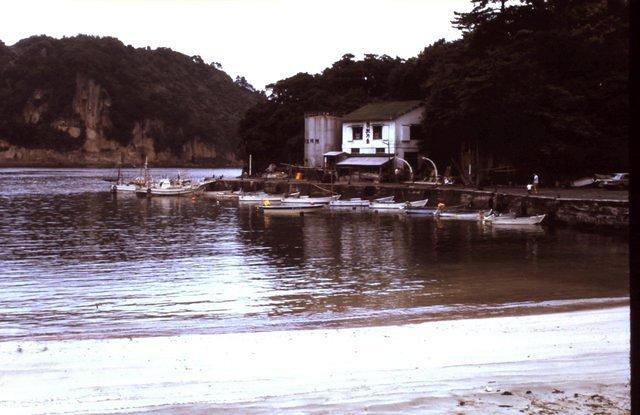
[
  {"left": 0, "top": 35, "right": 262, "bottom": 166},
  {"left": 240, "top": 0, "right": 628, "bottom": 183}
]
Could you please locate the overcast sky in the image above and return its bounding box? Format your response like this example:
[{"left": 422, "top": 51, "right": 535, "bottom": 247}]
[{"left": 1, "top": 0, "right": 472, "bottom": 90}]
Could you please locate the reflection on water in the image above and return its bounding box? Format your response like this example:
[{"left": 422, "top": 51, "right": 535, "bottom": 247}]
[{"left": 0, "top": 169, "right": 629, "bottom": 340}]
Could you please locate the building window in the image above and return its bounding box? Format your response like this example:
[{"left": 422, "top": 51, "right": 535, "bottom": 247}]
[
  {"left": 375, "top": 148, "right": 386, "bottom": 154},
  {"left": 409, "top": 124, "right": 424, "bottom": 140},
  {"left": 372, "top": 125, "right": 382, "bottom": 140},
  {"left": 351, "top": 148, "right": 360, "bottom": 154},
  {"left": 352, "top": 126, "right": 363, "bottom": 140},
  {"left": 315, "top": 139, "right": 320, "bottom": 143}
]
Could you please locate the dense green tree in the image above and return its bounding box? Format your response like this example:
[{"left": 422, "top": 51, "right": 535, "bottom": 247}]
[
  {"left": 240, "top": 0, "right": 628, "bottom": 182},
  {"left": 0, "top": 35, "right": 261, "bottom": 155}
]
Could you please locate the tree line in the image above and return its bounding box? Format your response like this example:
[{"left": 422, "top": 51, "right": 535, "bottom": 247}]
[{"left": 239, "top": 0, "right": 628, "bottom": 183}]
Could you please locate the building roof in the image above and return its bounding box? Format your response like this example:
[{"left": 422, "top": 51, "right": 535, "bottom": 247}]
[
  {"left": 336, "top": 157, "right": 392, "bottom": 167},
  {"left": 323, "top": 151, "right": 346, "bottom": 157},
  {"left": 341, "top": 100, "right": 423, "bottom": 122}
]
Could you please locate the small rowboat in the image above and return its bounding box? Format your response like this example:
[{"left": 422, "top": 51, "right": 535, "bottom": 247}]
[
  {"left": 329, "top": 198, "right": 370, "bottom": 209},
  {"left": 370, "top": 197, "right": 428, "bottom": 210},
  {"left": 282, "top": 193, "right": 341, "bottom": 205},
  {"left": 486, "top": 214, "right": 546, "bottom": 225},
  {"left": 257, "top": 203, "right": 324, "bottom": 215},
  {"left": 404, "top": 207, "right": 439, "bottom": 216},
  {"left": 435, "top": 209, "right": 493, "bottom": 221}
]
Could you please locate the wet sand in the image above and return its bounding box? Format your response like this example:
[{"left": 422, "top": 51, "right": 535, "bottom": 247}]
[{"left": 0, "top": 306, "right": 629, "bottom": 414}]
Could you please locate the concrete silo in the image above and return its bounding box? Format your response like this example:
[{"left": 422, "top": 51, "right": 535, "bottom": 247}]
[{"left": 304, "top": 113, "right": 342, "bottom": 168}]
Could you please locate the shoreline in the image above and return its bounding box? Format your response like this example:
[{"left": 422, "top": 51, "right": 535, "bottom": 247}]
[{"left": 0, "top": 306, "right": 629, "bottom": 414}]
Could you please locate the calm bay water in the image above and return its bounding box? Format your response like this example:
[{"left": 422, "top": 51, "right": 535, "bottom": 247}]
[{"left": 0, "top": 168, "right": 629, "bottom": 341}]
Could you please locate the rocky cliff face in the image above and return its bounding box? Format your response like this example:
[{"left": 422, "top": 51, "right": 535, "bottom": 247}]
[
  {"left": 0, "top": 74, "right": 240, "bottom": 166},
  {"left": 0, "top": 35, "right": 259, "bottom": 167}
]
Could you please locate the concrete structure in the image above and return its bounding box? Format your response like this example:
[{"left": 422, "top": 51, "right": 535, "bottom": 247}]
[
  {"left": 341, "top": 101, "right": 425, "bottom": 171},
  {"left": 304, "top": 113, "right": 342, "bottom": 168}
]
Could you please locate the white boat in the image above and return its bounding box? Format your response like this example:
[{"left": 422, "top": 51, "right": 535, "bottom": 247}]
[
  {"left": 329, "top": 198, "right": 370, "bottom": 209},
  {"left": 257, "top": 203, "right": 324, "bottom": 215},
  {"left": 370, "top": 197, "right": 428, "bottom": 210},
  {"left": 238, "top": 192, "right": 284, "bottom": 203},
  {"left": 112, "top": 183, "right": 139, "bottom": 193},
  {"left": 137, "top": 178, "right": 200, "bottom": 196},
  {"left": 435, "top": 209, "right": 493, "bottom": 221},
  {"left": 281, "top": 193, "right": 341, "bottom": 205},
  {"left": 110, "top": 167, "right": 146, "bottom": 193},
  {"left": 486, "top": 214, "right": 546, "bottom": 225}
]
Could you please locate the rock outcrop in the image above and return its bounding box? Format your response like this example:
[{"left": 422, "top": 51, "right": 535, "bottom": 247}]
[{"left": 0, "top": 35, "right": 259, "bottom": 166}]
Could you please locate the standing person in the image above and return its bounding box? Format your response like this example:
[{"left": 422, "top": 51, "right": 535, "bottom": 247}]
[{"left": 533, "top": 173, "right": 539, "bottom": 194}]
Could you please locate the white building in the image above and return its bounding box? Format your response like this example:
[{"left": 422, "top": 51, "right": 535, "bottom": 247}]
[
  {"left": 304, "top": 113, "right": 342, "bottom": 168},
  {"left": 340, "top": 101, "right": 425, "bottom": 170}
]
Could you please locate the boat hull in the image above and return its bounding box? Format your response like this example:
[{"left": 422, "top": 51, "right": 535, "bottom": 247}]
[
  {"left": 136, "top": 187, "right": 199, "bottom": 196},
  {"left": 404, "top": 207, "right": 439, "bottom": 215},
  {"left": 329, "top": 198, "right": 370, "bottom": 208},
  {"left": 258, "top": 204, "right": 324, "bottom": 215},
  {"left": 370, "top": 199, "right": 428, "bottom": 210},
  {"left": 282, "top": 195, "right": 340, "bottom": 205},
  {"left": 436, "top": 210, "right": 493, "bottom": 221},
  {"left": 488, "top": 214, "right": 546, "bottom": 225},
  {"left": 238, "top": 193, "right": 284, "bottom": 203},
  {"left": 111, "top": 184, "right": 139, "bottom": 193}
]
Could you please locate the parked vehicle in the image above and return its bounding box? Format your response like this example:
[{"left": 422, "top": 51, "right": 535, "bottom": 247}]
[{"left": 594, "top": 172, "right": 628, "bottom": 189}]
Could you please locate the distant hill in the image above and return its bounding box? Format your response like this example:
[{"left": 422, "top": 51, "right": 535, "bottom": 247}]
[{"left": 0, "top": 35, "right": 262, "bottom": 166}]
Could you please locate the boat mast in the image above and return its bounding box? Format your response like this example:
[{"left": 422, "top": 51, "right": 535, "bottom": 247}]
[{"left": 143, "top": 156, "right": 150, "bottom": 186}]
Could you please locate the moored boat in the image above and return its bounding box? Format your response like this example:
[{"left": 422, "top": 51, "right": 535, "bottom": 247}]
[
  {"left": 329, "top": 198, "right": 370, "bottom": 209},
  {"left": 136, "top": 178, "right": 200, "bottom": 196},
  {"left": 282, "top": 193, "right": 341, "bottom": 205},
  {"left": 110, "top": 167, "right": 146, "bottom": 193},
  {"left": 486, "top": 213, "right": 546, "bottom": 225},
  {"left": 435, "top": 209, "right": 493, "bottom": 221},
  {"left": 370, "top": 197, "right": 428, "bottom": 210},
  {"left": 404, "top": 207, "right": 439, "bottom": 215},
  {"left": 238, "top": 192, "right": 284, "bottom": 203}
]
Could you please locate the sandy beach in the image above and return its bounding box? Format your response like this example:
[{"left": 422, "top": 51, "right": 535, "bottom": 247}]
[{"left": 0, "top": 306, "right": 629, "bottom": 414}]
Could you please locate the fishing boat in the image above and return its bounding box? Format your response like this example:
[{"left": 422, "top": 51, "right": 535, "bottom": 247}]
[
  {"left": 435, "top": 209, "right": 493, "bottom": 221},
  {"left": 257, "top": 202, "right": 324, "bottom": 215},
  {"left": 370, "top": 196, "right": 428, "bottom": 210},
  {"left": 486, "top": 213, "right": 546, "bottom": 225},
  {"left": 110, "top": 168, "right": 146, "bottom": 193},
  {"left": 281, "top": 192, "right": 341, "bottom": 205},
  {"left": 136, "top": 177, "right": 200, "bottom": 196},
  {"left": 329, "top": 198, "right": 370, "bottom": 209},
  {"left": 238, "top": 192, "right": 284, "bottom": 203}
]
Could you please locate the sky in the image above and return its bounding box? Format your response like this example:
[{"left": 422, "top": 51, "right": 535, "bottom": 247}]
[{"left": 1, "top": 0, "right": 472, "bottom": 91}]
